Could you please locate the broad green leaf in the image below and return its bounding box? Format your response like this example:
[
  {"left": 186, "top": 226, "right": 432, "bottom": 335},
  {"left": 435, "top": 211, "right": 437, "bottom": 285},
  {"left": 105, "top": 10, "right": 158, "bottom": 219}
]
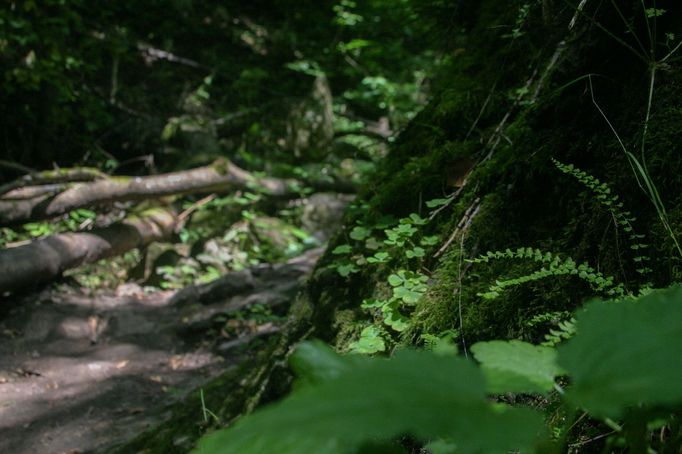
[
  {"left": 360, "top": 298, "right": 385, "bottom": 310},
  {"left": 348, "top": 326, "right": 386, "bottom": 354},
  {"left": 350, "top": 226, "right": 371, "bottom": 241},
  {"left": 365, "top": 237, "right": 381, "bottom": 250},
  {"left": 336, "top": 263, "right": 359, "bottom": 277},
  {"left": 425, "top": 198, "right": 451, "bottom": 208},
  {"left": 471, "top": 340, "right": 561, "bottom": 394},
  {"left": 559, "top": 286, "right": 682, "bottom": 417},
  {"left": 367, "top": 251, "right": 389, "bottom": 263},
  {"left": 406, "top": 247, "right": 425, "bottom": 258},
  {"left": 332, "top": 245, "right": 352, "bottom": 255},
  {"left": 194, "top": 344, "right": 544, "bottom": 454},
  {"left": 387, "top": 273, "right": 404, "bottom": 287},
  {"left": 381, "top": 302, "right": 410, "bottom": 331},
  {"left": 408, "top": 213, "right": 427, "bottom": 225},
  {"left": 393, "top": 286, "right": 423, "bottom": 305},
  {"left": 290, "top": 341, "right": 352, "bottom": 385},
  {"left": 420, "top": 235, "right": 439, "bottom": 246}
]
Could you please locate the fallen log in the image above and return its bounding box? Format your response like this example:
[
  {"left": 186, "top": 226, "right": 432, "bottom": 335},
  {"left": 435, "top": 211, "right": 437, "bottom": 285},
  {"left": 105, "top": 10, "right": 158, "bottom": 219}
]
[
  {"left": 0, "top": 159, "right": 297, "bottom": 226},
  {"left": 0, "top": 166, "right": 107, "bottom": 197},
  {"left": 0, "top": 207, "right": 176, "bottom": 294}
]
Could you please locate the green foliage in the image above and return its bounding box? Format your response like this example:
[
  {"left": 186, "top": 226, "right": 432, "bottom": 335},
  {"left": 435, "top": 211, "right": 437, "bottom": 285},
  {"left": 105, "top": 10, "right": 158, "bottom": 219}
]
[
  {"left": 0, "top": 227, "right": 18, "bottom": 247},
  {"left": 471, "top": 340, "right": 562, "bottom": 394},
  {"left": 14, "top": 208, "right": 99, "bottom": 241},
  {"left": 347, "top": 326, "right": 386, "bottom": 354},
  {"left": 195, "top": 342, "right": 544, "bottom": 454},
  {"left": 524, "top": 311, "right": 576, "bottom": 346},
  {"left": 331, "top": 200, "right": 450, "bottom": 348},
  {"left": 358, "top": 270, "right": 429, "bottom": 334},
  {"left": 539, "top": 317, "right": 576, "bottom": 347},
  {"left": 559, "top": 287, "right": 682, "bottom": 418},
  {"left": 197, "top": 286, "right": 682, "bottom": 453},
  {"left": 468, "top": 247, "right": 624, "bottom": 299},
  {"left": 553, "top": 159, "right": 652, "bottom": 280},
  {"left": 502, "top": 2, "right": 534, "bottom": 40}
]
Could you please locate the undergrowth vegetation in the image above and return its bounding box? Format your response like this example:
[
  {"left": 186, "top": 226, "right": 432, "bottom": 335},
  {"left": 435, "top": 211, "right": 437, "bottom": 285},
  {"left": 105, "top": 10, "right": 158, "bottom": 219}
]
[
  {"left": 2, "top": 0, "right": 682, "bottom": 453},
  {"left": 185, "top": 1, "right": 682, "bottom": 453},
  {"left": 196, "top": 286, "right": 682, "bottom": 453}
]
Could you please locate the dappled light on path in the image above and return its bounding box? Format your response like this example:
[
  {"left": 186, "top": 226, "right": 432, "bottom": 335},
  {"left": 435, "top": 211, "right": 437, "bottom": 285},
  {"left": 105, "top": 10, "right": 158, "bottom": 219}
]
[{"left": 0, "top": 249, "right": 321, "bottom": 453}]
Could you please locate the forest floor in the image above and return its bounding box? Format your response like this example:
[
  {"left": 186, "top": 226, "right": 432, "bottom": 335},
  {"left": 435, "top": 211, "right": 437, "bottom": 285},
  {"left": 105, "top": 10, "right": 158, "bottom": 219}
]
[{"left": 0, "top": 247, "right": 322, "bottom": 454}]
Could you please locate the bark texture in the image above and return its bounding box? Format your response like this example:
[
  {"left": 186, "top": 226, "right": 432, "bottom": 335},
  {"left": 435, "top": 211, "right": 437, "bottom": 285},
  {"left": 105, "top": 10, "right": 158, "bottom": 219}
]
[
  {"left": 0, "top": 160, "right": 296, "bottom": 226},
  {"left": 0, "top": 208, "right": 176, "bottom": 294}
]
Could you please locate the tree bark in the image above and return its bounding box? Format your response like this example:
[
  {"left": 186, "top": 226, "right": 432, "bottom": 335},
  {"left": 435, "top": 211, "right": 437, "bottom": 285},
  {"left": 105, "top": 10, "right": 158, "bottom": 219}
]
[
  {"left": 0, "top": 159, "right": 298, "bottom": 226},
  {"left": 0, "top": 166, "right": 106, "bottom": 197},
  {"left": 0, "top": 208, "right": 176, "bottom": 294}
]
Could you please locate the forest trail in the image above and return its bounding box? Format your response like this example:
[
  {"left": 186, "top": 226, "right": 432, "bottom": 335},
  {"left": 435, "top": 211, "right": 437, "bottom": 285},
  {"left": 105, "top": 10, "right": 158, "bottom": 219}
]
[{"left": 0, "top": 248, "right": 322, "bottom": 454}]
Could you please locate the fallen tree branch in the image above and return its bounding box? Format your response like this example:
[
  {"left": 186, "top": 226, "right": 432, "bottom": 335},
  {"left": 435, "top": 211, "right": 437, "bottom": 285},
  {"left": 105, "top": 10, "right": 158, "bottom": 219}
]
[
  {"left": 0, "top": 159, "right": 312, "bottom": 226},
  {"left": 0, "top": 207, "right": 176, "bottom": 294},
  {"left": 0, "top": 184, "right": 68, "bottom": 200},
  {"left": 0, "top": 159, "right": 357, "bottom": 226},
  {"left": 0, "top": 167, "right": 107, "bottom": 198}
]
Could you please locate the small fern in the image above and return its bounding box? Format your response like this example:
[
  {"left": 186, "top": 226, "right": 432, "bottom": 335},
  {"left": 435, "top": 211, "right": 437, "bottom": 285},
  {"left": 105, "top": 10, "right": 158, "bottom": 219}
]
[
  {"left": 468, "top": 247, "right": 625, "bottom": 299},
  {"left": 526, "top": 311, "right": 576, "bottom": 346},
  {"left": 541, "top": 317, "right": 576, "bottom": 347},
  {"left": 552, "top": 159, "right": 652, "bottom": 282}
]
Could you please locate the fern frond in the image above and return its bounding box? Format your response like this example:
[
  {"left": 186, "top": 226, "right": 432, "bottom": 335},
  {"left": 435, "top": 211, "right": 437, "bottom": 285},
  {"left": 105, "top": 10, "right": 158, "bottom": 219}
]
[
  {"left": 552, "top": 158, "right": 651, "bottom": 283},
  {"left": 468, "top": 247, "right": 625, "bottom": 299},
  {"left": 541, "top": 317, "right": 577, "bottom": 347}
]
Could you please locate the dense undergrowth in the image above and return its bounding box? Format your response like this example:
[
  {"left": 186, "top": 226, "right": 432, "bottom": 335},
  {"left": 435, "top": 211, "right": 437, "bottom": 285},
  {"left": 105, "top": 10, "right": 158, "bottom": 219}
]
[
  {"left": 181, "top": 1, "right": 682, "bottom": 452},
  {"left": 2, "top": 0, "right": 682, "bottom": 453}
]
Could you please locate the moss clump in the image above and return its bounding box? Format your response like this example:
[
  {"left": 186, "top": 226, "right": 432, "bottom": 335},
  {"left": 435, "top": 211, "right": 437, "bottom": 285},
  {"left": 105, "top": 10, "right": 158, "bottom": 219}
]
[{"left": 310, "top": 0, "right": 682, "bottom": 353}]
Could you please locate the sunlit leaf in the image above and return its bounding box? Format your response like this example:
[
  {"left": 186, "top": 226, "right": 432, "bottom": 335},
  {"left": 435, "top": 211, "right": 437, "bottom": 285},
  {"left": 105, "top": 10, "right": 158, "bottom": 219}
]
[{"left": 471, "top": 340, "right": 561, "bottom": 394}]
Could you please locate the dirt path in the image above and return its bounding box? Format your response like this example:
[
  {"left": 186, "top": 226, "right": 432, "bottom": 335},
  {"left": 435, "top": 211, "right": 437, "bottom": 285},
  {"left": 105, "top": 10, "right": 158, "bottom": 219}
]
[{"left": 0, "top": 248, "right": 322, "bottom": 454}]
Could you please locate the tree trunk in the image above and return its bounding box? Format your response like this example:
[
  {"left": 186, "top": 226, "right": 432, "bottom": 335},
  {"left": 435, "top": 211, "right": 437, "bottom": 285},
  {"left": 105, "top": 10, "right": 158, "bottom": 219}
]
[
  {"left": 0, "top": 208, "right": 176, "bottom": 294},
  {"left": 0, "top": 159, "right": 296, "bottom": 226}
]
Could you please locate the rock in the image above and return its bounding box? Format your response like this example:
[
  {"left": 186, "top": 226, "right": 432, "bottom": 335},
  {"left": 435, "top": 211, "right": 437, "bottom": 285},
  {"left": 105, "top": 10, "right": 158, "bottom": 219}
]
[{"left": 301, "top": 193, "right": 353, "bottom": 242}]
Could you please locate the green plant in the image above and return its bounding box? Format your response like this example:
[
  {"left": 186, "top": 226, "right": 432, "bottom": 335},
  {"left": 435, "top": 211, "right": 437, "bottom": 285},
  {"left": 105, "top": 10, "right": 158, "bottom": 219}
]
[
  {"left": 552, "top": 159, "right": 652, "bottom": 283},
  {"left": 356, "top": 269, "right": 429, "bottom": 337},
  {"left": 195, "top": 285, "right": 682, "bottom": 453},
  {"left": 0, "top": 227, "right": 18, "bottom": 247},
  {"left": 502, "top": 2, "right": 534, "bottom": 40},
  {"left": 331, "top": 202, "right": 445, "bottom": 349},
  {"left": 526, "top": 311, "right": 577, "bottom": 347},
  {"left": 573, "top": 2, "right": 682, "bottom": 257},
  {"left": 468, "top": 247, "right": 625, "bottom": 299},
  {"left": 200, "top": 388, "right": 220, "bottom": 425}
]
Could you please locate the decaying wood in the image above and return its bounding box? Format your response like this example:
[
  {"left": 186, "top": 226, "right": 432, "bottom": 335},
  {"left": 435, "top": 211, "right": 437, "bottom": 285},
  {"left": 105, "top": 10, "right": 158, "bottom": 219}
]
[
  {"left": 0, "top": 159, "right": 356, "bottom": 226},
  {"left": 0, "top": 160, "right": 289, "bottom": 226},
  {"left": 0, "top": 208, "right": 176, "bottom": 294},
  {"left": 0, "top": 167, "right": 107, "bottom": 198}
]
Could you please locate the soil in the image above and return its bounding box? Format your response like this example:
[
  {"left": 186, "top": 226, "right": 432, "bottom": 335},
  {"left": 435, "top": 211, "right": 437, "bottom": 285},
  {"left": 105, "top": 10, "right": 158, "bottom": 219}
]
[{"left": 0, "top": 248, "right": 322, "bottom": 454}]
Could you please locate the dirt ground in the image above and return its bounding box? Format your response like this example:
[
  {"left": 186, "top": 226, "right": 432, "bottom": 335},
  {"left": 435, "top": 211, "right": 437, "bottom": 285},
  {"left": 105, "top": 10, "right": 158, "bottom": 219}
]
[{"left": 0, "top": 248, "right": 321, "bottom": 454}]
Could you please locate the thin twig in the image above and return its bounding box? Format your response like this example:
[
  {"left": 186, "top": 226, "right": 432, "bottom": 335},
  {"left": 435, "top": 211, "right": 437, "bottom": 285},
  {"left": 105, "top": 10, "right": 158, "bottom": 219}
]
[
  {"left": 456, "top": 230, "right": 468, "bottom": 358},
  {"left": 175, "top": 194, "right": 218, "bottom": 232},
  {"left": 465, "top": 82, "right": 497, "bottom": 140},
  {"left": 434, "top": 198, "right": 481, "bottom": 258}
]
